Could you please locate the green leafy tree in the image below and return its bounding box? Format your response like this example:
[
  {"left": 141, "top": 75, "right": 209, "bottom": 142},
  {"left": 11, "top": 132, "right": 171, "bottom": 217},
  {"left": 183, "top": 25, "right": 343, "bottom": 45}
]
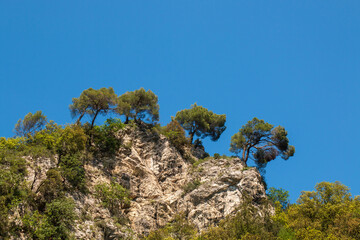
[
  {"left": 162, "top": 119, "right": 190, "bottom": 153},
  {"left": 267, "top": 187, "right": 290, "bottom": 210},
  {"left": 14, "top": 111, "right": 47, "bottom": 137},
  {"left": 69, "top": 87, "right": 117, "bottom": 127},
  {"left": 59, "top": 153, "right": 86, "bottom": 191},
  {"left": 286, "top": 181, "right": 360, "bottom": 239},
  {"left": 116, "top": 88, "right": 159, "bottom": 123},
  {"left": 229, "top": 117, "right": 295, "bottom": 168},
  {"left": 92, "top": 118, "right": 125, "bottom": 155},
  {"left": 43, "top": 197, "right": 77, "bottom": 239},
  {"left": 175, "top": 103, "right": 226, "bottom": 144},
  {"left": 32, "top": 120, "right": 62, "bottom": 150},
  {"left": 55, "top": 125, "right": 87, "bottom": 159}
]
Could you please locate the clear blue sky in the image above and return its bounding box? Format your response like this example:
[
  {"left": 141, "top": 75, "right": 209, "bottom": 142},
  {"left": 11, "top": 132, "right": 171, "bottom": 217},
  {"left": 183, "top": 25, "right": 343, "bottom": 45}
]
[{"left": 1, "top": 1, "right": 359, "bottom": 202}]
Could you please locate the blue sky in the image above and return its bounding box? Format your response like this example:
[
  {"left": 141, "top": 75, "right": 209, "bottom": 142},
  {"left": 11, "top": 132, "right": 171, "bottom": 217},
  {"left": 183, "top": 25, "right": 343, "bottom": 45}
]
[{"left": 1, "top": 1, "right": 359, "bottom": 202}]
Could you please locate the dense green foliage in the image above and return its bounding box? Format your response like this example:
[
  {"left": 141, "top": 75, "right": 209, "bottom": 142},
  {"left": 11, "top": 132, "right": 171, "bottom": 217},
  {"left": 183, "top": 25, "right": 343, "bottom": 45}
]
[
  {"left": 267, "top": 187, "right": 290, "bottom": 210},
  {"left": 0, "top": 124, "right": 83, "bottom": 239},
  {"left": 59, "top": 153, "right": 86, "bottom": 191},
  {"left": 95, "top": 180, "right": 131, "bottom": 216},
  {"left": 230, "top": 117, "right": 295, "bottom": 169},
  {"left": 116, "top": 87, "right": 160, "bottom": 123},
  {"left": 285, "top": 181, "right": 360, "bottom": 239},
  {"left": 91, "top": 118, "right": 125, "bottom": 155},
  {"left": 55, "top": 124, "right": 88, "bottom": 159},
  {"left": 175, "top": 103, "right": 226, "bottom": 144},
  {"left": 22, "top": 197, "right": 76, "bottom": 239},
  {"left": 14, "top": 111, "right": 47, "bottom": 137},
  {"left": 162, "top": 119, "right": 190, "bottom": 153},
  {"left": 0, "top": 148, "right": 29, "bottom": 237}
]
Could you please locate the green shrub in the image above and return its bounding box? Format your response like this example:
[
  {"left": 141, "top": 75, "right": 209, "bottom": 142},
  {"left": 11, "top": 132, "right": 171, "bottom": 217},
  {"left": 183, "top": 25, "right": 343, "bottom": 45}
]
[
  {"left": 55, "top": 124, "right": 87, "bottom": 158},
  {"left": 31, "top": 120, "right": 61, "bottom": 150},
  {"left": 0, "top": 136, "right": 27, "bottom": 151},
  {"left": 162, "top": 119, "right": 190, "bottom": 153},
  {"left": 0, "top": 150, "right": 29, "bottom": 237},
  {"left": 145, "top": 213, "right": 197, "bottom": 240},
  {"left": 44, "top": 197, "right": 77, "bottom": 239},
  {"left": 37, "top": 169, "right": 65, "bottom": 203},
  {"left": 92, "top": 118, "right": 125, "bottom": 155},
  {"left": 59, "top": 153, "right": 86, "bottom": 191},
  {"left": 22, "top": 198, "right": 76, "bottom": 239},
  {"left": 192, "top": 157, "right": 211, "bottom": 168},
  {"left": 95, "top": 180, "right": 131, "bottom": 216},
  {"left": 182, "top": 179, "right": 202, "bottom": 195},
  {"left": 213, "top": 153, "right": 220, "bottom": 159},
  {"left": 267, "top": 187, "right": 290, "bottom": 210}
]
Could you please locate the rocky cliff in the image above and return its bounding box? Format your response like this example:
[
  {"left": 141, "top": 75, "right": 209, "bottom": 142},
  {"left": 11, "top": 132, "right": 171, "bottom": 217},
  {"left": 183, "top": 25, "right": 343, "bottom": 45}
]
[{"left": 25, "top": 125, "right": 268, "bottom": 239}]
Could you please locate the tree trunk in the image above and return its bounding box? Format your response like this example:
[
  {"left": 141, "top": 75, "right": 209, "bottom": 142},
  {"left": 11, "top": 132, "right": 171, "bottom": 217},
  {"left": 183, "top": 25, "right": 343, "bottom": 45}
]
[
  {"left": 242, "top": 146, "right": 246, "bottom": 164},
  {"left": 76, "top": 111, "right": 85, "bottom": 125},
  {"left": 91, "top": 110, "right": 100, "bottom": 129},
  {"left": 244, "top": 148, "right": 250, "bottom": 166},
  {"left": 190, "top": 132, "right": 195, "bottom": 144}
]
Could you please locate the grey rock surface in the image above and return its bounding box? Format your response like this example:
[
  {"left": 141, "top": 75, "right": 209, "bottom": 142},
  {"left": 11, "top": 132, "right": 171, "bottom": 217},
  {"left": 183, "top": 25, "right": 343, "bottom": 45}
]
[{"left": 23, "top": 125, "right": 268, "bottom": 239}]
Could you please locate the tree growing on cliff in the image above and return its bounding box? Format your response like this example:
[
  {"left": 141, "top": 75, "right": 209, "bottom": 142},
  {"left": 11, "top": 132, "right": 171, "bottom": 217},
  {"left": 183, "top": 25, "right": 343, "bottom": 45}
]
[
  {"left": 69, "top": 87, "right": 117, "bottom": 128},
  {"left": 230, "top": 117, "right": 295, "bottom": 168},
  {"left": 175, "top": 103, "right": 226, "bottom": 144},
  {"left": 14, "top": 111, "right": 47, "bottom": 137},
  {"left": 162, "top": 118, "right": 190, "bottom": 153},
  {"left": 116, "top": 88, "right": 159, "bottom": 123}
]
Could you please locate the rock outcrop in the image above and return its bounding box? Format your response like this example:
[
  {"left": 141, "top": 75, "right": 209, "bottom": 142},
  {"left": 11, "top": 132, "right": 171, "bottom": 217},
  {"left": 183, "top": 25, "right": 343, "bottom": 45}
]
[{"left": 25, "top": 125, "right": 268, "bottom": 239}]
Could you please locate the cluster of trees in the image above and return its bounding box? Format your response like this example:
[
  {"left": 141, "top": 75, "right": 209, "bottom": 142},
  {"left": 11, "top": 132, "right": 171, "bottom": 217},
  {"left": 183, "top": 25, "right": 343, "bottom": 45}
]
[
  {"left": 2, "top": 87, "right": 359, "bottom": 239},
  {"left": 146, "top": 181, "right": 360, "bottom": 240},
  {"left": 69, "top": 87, "right": 159, "bottom": 127},
  {"left": 12, "top": 87, "right": 295, "bottom": 170}
]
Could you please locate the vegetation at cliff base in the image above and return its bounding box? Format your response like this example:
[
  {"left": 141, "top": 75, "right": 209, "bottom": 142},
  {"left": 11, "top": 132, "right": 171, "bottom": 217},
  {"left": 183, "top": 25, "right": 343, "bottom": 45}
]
[{"left": 146, "top": 181, "right": 360, "bottom": 240}]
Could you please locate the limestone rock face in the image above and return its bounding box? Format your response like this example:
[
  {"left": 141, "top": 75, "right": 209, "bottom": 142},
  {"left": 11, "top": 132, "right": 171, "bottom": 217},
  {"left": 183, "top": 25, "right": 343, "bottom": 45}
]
[
  {"left": 24, "top": 125, "right": 268, "bottom": 239},
  {"left": 178, "top": 158, "right": 266, "bottom": 230}
]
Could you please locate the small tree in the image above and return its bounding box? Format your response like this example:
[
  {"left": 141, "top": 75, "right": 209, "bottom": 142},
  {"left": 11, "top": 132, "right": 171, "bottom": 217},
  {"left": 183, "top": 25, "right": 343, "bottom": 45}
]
[
  {"left": 69, "top": 87, "right": 117, "bottom": 127},
  {"left": 267, "top": 187, "right": 290, "bottom": 210},
  {"left": 230, "top": 117, "right": 295, "bottom": 168},
  {"left": 116, "top": 88, "right": 159, "bottom": 123},
  {"left": 95, "top": 180, "right": 130, "bottom": 215},
  {"left": 55, "top": 125, "right": 87, "bottom": 160},
  {"left": 162, "top": 119, "right": 189, "bottom": 153},
  {"left": 14, "top": 111, "right": 47, "bottom": 137},
  {"left": 175, "top": 103, "right": 226, "bottom": 144}
]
